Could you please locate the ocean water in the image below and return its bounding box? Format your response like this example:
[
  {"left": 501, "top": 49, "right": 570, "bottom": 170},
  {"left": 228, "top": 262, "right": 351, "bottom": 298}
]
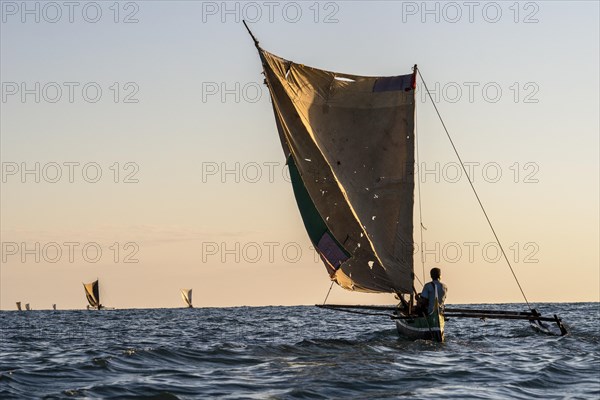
[{"left": 1, "top": 303, "right": 598, "bottom": 399}]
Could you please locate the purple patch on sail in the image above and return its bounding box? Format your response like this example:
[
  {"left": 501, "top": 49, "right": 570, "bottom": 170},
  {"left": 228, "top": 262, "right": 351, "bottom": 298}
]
[
  {"left": 317, "top": 233, "right": 349, "bottom": 269},
  {"left": 373, "top": 75, "right": 414, "bottom": 92}
]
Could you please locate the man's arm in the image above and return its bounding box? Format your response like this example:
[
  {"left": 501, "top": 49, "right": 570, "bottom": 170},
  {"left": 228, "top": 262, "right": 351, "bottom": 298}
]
[
  {"left": 441, "top": 283, "right": 448, "bottom": 303},
  {"left": 420, "top": 282, "right": 431, "bottom": 299}
]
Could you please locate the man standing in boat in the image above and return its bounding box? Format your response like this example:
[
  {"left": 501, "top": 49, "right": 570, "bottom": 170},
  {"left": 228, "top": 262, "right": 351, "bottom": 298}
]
[{"left": 419, "top": 267, "right": 448, "bottom": 314}]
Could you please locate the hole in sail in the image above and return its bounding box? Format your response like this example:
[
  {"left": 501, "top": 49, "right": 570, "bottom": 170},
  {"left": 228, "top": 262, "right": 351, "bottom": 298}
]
[
  {"left": 368, "top": 261, "right": 374, "bottom": 269},
  {"left": 372, "top": 216, "right": 376, "bottom": 220},
  {"left": 360, "top": 232, "right": 363, "bottom": 238},
  {"left": 334, "top": 76, "right": 355, "bottom": 82},
  {"left": 373, "top": 194, "right": 379, "bottom": 199},
  {"left": 285, "top": 64, "right": 292, "bottom": 79},
  {"left": 305, "top": 158, "right": 312, "bottom": 162}
]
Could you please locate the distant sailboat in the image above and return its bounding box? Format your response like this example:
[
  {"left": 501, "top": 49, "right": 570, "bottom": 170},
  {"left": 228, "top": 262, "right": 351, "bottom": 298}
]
[
  {"left": 181, "top": 289, "right": 193, "bottom": 308},
  {"left": 16, "top": 302, "right": 22, "bottom": 311},
  {"left": 244, "top": 22, "right": 567, "bottom": 341},
  {"left": 83, "top": 280, "right": 103, "bottom": 310},
  {"left": 25, "top": 303, "right": 31, "bottom": 311},
  {"left": 52, "top": 304, "right": 57, "bottom": 311}
]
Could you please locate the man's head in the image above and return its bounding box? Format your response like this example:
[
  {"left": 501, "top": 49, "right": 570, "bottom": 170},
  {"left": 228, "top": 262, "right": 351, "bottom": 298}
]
[{"left": 430, "top": 267, "right": 441, "bottom": 280}]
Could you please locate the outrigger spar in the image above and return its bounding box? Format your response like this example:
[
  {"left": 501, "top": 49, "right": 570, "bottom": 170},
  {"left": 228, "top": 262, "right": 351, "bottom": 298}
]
[{"left": 244, "top": 21, "right": 568, "bottom": 341}]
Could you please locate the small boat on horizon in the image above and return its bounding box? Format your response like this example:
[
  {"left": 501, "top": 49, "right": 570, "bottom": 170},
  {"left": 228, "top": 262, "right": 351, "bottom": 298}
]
[
  {"left": 181, "top": 289, "right": 193, "bottom": 308},
  {"left": 83, "top": 279, "right": 109, "bottom": 310},
  {"left": 16, "top": 301, "right": 22, "bottom": 311}
]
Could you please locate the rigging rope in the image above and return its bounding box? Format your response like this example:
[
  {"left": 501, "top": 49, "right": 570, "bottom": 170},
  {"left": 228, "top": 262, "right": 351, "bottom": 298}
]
[
  {"left": 322, "top": 281, "right": 335, "bottom": 305},
  {"left": 417, "top": 68, "right": 532, "bottom": 311},
  {"left": 413, "top": 68, "right": 427, "bottom": 286}
]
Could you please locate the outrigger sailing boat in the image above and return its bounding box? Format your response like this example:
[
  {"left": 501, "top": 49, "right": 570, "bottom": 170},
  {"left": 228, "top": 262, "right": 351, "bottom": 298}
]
[
  {"left": 244, "top": 23, "right": 567, "bottom": 341},
  {"left": 83, "top": 280, "right": 104, "bottom": 310},
  {"left": 181, "top": 288, "right": 193, "bottom": 308}
]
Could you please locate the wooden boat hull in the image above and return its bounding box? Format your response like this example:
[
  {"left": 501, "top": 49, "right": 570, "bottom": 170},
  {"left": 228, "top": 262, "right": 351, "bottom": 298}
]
[{"left": 395, "top": 309, "right": 445, "bottom": 342}]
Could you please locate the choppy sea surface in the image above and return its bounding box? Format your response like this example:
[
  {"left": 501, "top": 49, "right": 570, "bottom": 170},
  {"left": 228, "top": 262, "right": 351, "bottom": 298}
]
[{"left": 1, "top": 302, "right": 599, "bottom": 399}]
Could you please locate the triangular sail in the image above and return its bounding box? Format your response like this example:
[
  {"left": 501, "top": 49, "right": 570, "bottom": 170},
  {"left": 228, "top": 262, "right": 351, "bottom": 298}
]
[
  {"left": 16, "top": 302, "right": 22, "bottom": 311},
  {"left": 256, "top": 48, "right": 416, "bottom": 294},
  {"left": 181, "top": 289, "right": 193, "bottom": 308},
  {"left": 25, "top": 303, "right": 31, "bottom": 311},
  {"left": 83, "top": 280, "right": 101, "bottom": 309},
  {"left": 52, "top": 304, "right": 57, "bottom": 310}
]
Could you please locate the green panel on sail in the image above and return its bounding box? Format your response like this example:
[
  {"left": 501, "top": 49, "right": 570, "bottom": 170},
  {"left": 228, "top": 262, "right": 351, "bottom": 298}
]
[
  {"left": 288, "top": 156, "right": 349, "bottom": 275},
  {"left": 258, "top": 48, "right": 416, "bottom": 294}
]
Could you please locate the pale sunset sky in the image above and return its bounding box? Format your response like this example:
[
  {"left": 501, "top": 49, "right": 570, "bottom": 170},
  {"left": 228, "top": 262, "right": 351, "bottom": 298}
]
[{"left": 1, "top": 1, "right": 598, "bottom": 310}]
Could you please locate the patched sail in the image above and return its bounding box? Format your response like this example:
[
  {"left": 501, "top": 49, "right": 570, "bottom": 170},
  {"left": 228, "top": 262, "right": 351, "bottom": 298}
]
[
  {"left": 181, "top": 289, "right": 193, "bottom": 308},
  {"left": 83, "top": 280, "right": 101, "bottom": 309},
  {"left": 257, "top": 49, "right": 416, "bottom": 294}
]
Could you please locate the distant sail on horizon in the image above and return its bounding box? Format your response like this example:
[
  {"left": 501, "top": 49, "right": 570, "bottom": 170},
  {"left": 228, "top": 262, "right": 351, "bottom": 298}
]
[
  {"left": 52, "top": 304, "right": 57, "bottom": 310},
  {"left": 83, "top": 280, "right": 102, "bottom": 310},
  {"left": 16, "top": 301, "right": 22, "bottom": 311},
  {"left": 181, "top": 289, "right": 193, "bottom": 308},
  {"left": 25, "top": 303, "right": 31, "bottom": 311}
]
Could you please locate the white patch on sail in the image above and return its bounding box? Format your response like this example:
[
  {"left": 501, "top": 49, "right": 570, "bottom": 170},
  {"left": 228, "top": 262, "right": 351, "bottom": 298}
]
[{"left": 368, "top": 261, "right": 374, "bottom": 269}]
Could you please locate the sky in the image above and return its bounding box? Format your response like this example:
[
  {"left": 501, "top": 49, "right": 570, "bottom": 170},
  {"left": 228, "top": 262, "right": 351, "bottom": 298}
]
[{"left": 1, "top": 1, "right": 598, "bottom": 310}]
